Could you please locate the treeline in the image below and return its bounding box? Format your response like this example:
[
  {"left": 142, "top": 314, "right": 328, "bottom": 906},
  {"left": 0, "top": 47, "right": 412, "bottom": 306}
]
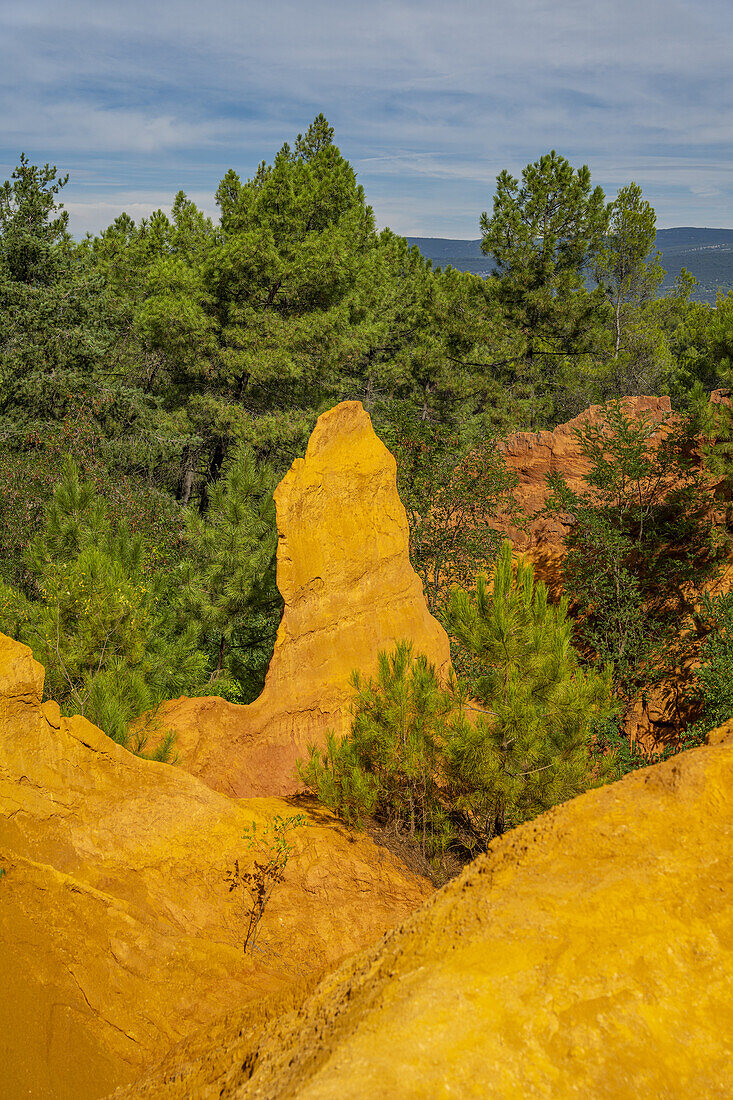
[{"left": 1, "top": 114, "right": 733, "bottom": 767}]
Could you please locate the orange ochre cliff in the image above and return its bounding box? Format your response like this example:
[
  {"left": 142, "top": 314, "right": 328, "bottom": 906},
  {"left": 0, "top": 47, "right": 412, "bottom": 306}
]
[
  {"left": 495, "top": 395, "right": 673, "bottom": 552},
  {"left": 494, "top": 395, "right": 729, "bottom": 749}
]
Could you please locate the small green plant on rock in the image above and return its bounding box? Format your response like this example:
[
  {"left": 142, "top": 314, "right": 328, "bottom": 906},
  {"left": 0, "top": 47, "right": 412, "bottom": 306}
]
[{"left": 226, "top": 813, "right": 307, "bottom": 955}]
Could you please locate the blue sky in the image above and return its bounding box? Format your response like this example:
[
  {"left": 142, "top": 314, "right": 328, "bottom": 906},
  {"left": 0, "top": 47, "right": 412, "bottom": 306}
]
[{"left": 1, "top": 0, "right": 731, "bottom": 237}]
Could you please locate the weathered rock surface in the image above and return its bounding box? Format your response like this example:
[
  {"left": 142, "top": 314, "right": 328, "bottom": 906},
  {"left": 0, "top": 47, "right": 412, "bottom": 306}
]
[
  {"left": 0, "top": 633, "right": 431, "bottom": 1100},
  {"left": 494, "top": 395, "right": 710, "bottom": 749},
  {"left": 156, "top": 400, "right": 451, "bottom": 798},
  {"left": 118, "top": 724, "right": 733, "bottom": 1099},
  {"left": 496, "top": 395, "right": 673, "bottom": 553}
]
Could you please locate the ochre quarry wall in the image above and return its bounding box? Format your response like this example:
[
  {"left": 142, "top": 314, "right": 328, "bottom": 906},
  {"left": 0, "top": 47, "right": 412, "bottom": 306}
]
[
  {"left": 155, "top": 400, "right": 451, "bottom": 798},
  {"left": 493, "top": 395, "right": 705, "bottom": 748},
  {"left": 117, "top": 724, "right": 733, "bottom": 1100},
  {"left": 0, "top": 633, "right": 431, "bottom": 1100},
  {"left": 495, "top": 394, "right": 673, "bottom": 560}
]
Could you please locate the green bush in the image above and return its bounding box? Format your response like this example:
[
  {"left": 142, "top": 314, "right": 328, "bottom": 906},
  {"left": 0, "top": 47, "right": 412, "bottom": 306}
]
[
  {"left": 299, "top": 643, "right": 458, "bottom": 855},
  {"left": 299, "top": 543, "right": 614, "bottom": 862},
  {"left": 0, "top": 460, "right": 207, "bottom": 755},
  {"left": 684, "top": 589, "right": 733, "bottom": 746},
  {"left": 545, "top": 401, "right": 718, "bottom": 698},
  {"left": 445, "top": 542, "right": 615, "bottom": 843}
]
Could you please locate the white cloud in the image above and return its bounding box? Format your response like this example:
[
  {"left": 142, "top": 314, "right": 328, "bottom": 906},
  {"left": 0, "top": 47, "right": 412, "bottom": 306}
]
[
  {"left": 63, "top": 192, "right": 218, "bottom": 236},
  {"left": 2, "top": 102, "right": 231, "bottom": 155}
]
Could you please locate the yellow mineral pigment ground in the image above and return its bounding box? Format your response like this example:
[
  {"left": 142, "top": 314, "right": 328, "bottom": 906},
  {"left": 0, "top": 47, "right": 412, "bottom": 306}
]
[
  {"left": 121, "top": 723, "right": 733, "bottom": 1099},
  {"left": 0, "top": 630, "right": 431, "bottom": 1099}
]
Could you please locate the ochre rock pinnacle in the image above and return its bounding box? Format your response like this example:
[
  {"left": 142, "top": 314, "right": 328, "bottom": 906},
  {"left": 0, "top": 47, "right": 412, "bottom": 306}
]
[{"left": 156, "top": 400, "right": 451, "bottom": 798}]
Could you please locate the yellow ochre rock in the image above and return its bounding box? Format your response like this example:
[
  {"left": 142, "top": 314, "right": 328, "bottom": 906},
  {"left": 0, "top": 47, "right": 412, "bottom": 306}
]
[
  {"left": 156, "top": 400, "right": 451, "bottom": 798},
  {"left": 121, "top": 724, "right": 733, "bottom": 1099},
  {"left": 0, "top": 632, "right": 432, "bottom": 1100}
]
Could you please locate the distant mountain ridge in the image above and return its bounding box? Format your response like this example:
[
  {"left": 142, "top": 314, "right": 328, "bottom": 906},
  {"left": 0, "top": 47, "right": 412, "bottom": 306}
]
[{"left": 406, "top": 228, "right": 733, "bottom": 305}]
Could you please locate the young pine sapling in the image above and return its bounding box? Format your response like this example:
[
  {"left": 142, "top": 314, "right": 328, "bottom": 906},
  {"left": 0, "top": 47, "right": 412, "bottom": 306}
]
[{"left": 226, "top": 813, "right": 308, "bottom": 955}]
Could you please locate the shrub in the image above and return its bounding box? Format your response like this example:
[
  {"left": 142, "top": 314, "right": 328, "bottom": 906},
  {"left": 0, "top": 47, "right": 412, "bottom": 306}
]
[
  {"left": 0, "top": 459, "right": 207, "bottom": 753},
  {"left": 300, "top": 543, "right": 614, "bottom": 863},
  {"left": 225, "top": 813, "right": 307, "bottom": 954}
]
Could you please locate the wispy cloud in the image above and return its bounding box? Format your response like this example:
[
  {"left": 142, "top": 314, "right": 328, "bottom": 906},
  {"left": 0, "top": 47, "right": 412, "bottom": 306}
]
[{"left": 1, "top": 0, "right": 731, "bottom": 235}]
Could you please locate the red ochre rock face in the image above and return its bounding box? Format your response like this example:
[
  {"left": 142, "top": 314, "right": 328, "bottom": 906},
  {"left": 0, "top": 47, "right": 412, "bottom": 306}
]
[
  {"left": 155, "top": 400, "right": 451, "bottom": 799},
  {"left": 495, "top": 395, "right": 673, "bottom": 553},
  {"left": 491, "top": 396, "right": 695, "bottom": 749},
  {"left": 0, "top": 632, "right": 432, "bottom": 1100}
]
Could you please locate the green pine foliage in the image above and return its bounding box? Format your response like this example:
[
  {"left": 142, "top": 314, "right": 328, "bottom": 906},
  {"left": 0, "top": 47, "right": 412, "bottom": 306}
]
[
  {"left": 204, "top": 115, "right": 386, "bottom": 464},
  {"left": 179, "top": 444, "right": 282, "bottom": 702},
  {"left": 683, "top": 293, "right": 733, "bottom": 503},
  {"left": 589, "top": 587, "right": 733, "bottom": 777},
  {"left": 445, "top": 542, "right": 614, "bottom": 843},
  {"left": 382, "top": 408, "right": 521, "bottom": 616},
  {"left": 298, "top": 641, "right": 463, "bottom": 856},
  {"left": 2, "top": 131, "right": 732, "bottom": 784},
  {"left": 669, "top": 290, "right": 733, "bottom": 407},
  {"left": 686, "top": 589, "right": 733, "bottom": 743},
  {"left": 0, "top": 155, "right": 160, "bottom": 460},
  {"left": 544, "top": 402, "right": 720, "bottom": 699},
  {"left": 479, "top": 150, "right": 610, "bottom": 425},
  {"left": 592, "top": 182, "right": 667, "bottom": 396},
  {"left": 300, "top": 545, "right": 613, "bottom": 864},
  {"left": 0, "top": 461, "right": 207, "bottom": 754}
]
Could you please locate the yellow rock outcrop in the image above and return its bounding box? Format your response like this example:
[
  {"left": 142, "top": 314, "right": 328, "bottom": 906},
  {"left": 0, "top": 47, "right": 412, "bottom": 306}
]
[
  {"left": 156, "top": 400, "right": 451, "bottom": 798},
  {"left": 120, "top": 725, "right": 733, "bottom": 1099},
  {"left": 0, "top": 633, "right": 431, "bottom": 1100}
]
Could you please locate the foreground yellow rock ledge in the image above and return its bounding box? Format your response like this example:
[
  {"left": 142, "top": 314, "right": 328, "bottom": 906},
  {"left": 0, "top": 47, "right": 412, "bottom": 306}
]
[
  {"left": 154, "top": 400, "right": 451, "bottom": 798},
  {"left": 120, "top": 725, "right": 733, "bottom": 1099},
  {"left": 0, "top": 633, "right": 431, "bottom": 1100}
]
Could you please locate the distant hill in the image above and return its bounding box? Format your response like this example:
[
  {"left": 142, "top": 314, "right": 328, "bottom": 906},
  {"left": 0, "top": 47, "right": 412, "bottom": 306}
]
[{"left": 406, "top": 228, "right": 733, "bottom": 305}]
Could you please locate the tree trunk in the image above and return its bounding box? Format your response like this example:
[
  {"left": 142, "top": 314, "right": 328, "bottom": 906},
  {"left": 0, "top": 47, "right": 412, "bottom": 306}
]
[{"left": 177, "top": 450, "right": 196, "bottom": 505}]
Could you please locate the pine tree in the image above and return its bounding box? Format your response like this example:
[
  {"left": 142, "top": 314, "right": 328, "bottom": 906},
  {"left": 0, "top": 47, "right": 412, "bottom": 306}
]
[
  {"left": 594, "top": 182, "right": 664, "bottom": 358},
  {"left": 298, "top": 641, "right": 459, "bottom": 855},
  {"left": 544, "top": 402, "right": 717, "bottom": 699},
  {"left": 383, "top": 408, "right": 520, "bottom": 616},
  {"left": 205, "top": 114, "right": 380, "bottom": 462},
  {"left": 479, "top": 150, "right": 609, "bottom": 424},
  {"left": 0, "top": 156, "right": 152, "bottom": 446},
  {"left": 179, "top": 444, "right": 282, "bottom": 701},
  {"left": 445, "top": 542, "right": 613, "bottom": 844},
  {"left": 685, "top": 589, "right": 733, "bottom": 743},
  {"left": 0, "top": 460, "right": 207, "bottom": 754},
  {"left": 298, "top": 730, "right": 379, "bottom": 830},
  {"left": 299, "top": 553, "right": 613, "bottom": 865},
  {"left": 682, "top": 292, "right": 733, "bottom": 502},
  {"left": 591, "top": 182, "right": 670, "bottom": 396}
]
